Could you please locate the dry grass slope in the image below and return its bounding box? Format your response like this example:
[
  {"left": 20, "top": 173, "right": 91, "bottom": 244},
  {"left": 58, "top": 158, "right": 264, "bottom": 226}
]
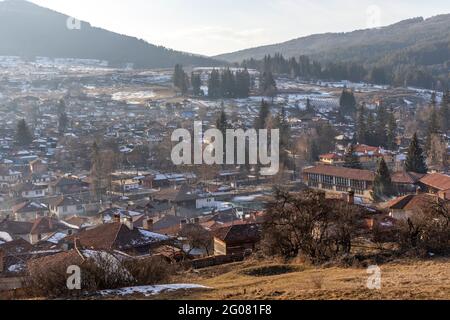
[{"left": 155, "top": 258, "right": 450, "bottom": 300}]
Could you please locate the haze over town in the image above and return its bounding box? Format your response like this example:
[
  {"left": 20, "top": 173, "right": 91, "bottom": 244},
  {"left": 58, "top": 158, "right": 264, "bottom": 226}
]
[
  {"left": 0, "top": 0, "right": 448, "bottom": 301},
  {"left": 28, "top": 0, "right": 450, "bottom": 55}
]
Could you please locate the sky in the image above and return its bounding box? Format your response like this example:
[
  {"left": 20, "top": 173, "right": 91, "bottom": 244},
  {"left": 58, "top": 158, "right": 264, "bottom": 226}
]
[{"left": 28, "top": 0, "right": 450, "bottom": 56}]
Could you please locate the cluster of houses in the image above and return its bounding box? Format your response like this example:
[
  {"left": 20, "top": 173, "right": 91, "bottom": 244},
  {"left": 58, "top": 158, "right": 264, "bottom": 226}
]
[{"left": 1, "top": 58, "right": 448, "bottom": 292}]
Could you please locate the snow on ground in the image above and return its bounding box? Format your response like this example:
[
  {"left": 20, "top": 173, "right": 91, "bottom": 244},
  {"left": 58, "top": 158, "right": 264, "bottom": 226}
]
[
  {"left": 112, "top": 91, "right": 156, "bottom": 103},
  {"left": 0, "top": 231, "right": 13, "bottom": 242},
  {"left": 98, "top": 284, "right": 211, "bottom": 297},
  {"left": 45, "top": 232, "right": 67, "bottom": 244},
  {"left": 138, "top": 229, "right": 170, "bottom": 242},
  {"left": 8, "top": 263, "right": 25, "bottom": 273}
]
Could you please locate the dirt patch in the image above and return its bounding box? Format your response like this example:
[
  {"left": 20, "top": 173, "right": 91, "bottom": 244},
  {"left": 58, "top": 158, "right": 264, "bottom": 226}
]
[{"left": 241, "top": 265, "right": 304, "bottom": 277}]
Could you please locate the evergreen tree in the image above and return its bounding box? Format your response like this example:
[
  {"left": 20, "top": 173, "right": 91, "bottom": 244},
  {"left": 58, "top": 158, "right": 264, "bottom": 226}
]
[
  {"left": 259, "top": 72, "right": 277, "bottom": 97},
  {"left": 343, "top": 144, "right": 362, "bottom": 169},
  {"left": 365, "top": 111, "right": 376, "bottom": 146},
  {"left": 339, "top": 89, "right": 357, "bottom": 118},
  {"left": 255, "top": 100, "right": 271, "bottom": 130},
  {"left": 373, "top": 158, "right": 394, "bottom": 201},
  {"left": 307, "top": 140, "right": 320, "bottom": 163},
  {"left": 405, "top": 133, "right": 428, "bottom": 174},
  {"left": 191, "top": 72, "right": 202, "bottom": 96},
  {"left": 235, "top": 68, "right": 251, "bottom": 98},
  {"left": 276, "top": 106, "right": 291, "bottom": 167},
  {"left": 439, "top": 90, "right": 450, "bottom": 132},
  {"left": 15, "top": 119, "right": 33, "bottom": 146},
  {"left": 305, "top": 98, "right": 315, "bottom": 114},
  {"left": 356, "top": 103, "right": 367, "bottom": 144},
  {"left": 208, "top": 69, "right": 221, "bottom": 99},
  {"left": 386, "top": 110, "right": 398, "bottom": 150},
  {"left": 216, "top": 107, "right": 228, "bottom": 134},
  {"left": 425, "top": 106, "right": 441, "bottom": 152},
  {"left": 173, "top": 64, "right": 189, "bottom": 94},
  {"left": 375, "top": 102, "right": 388, "bottom": 147},
  {"left": 58, "top": 112, "right": 69, "bottom": 135}
]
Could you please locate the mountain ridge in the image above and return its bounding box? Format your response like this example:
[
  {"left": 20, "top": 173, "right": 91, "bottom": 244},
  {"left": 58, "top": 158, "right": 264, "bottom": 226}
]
[
  {"left": 0, "top": 0, "right": 223, "bottom": 68},
  {"left": 214, "top": 14, "right": 450, "bottom": 64}
]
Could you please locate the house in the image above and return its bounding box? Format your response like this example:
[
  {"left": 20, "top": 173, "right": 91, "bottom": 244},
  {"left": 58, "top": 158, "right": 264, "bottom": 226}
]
[
  {"left": 29, "top": 159, "right": 48, "bottom": 174},
  {"left": 0, "top": 219, "right": 33, "bottom": 243},
  {"left": 61, "top": 221, "right": 170, "bottom": 256},
  {"left": 418, "top": 173, "right": 450, "bottom": 199},
  {"left": 48, "top": 196, "right": 85, "bottom": 217},
  {"left": 48, "top": 176, "right": 89, "bottom": 195},
  {"left": 391, "top": 172, "right": 425, "bottom": 195},
  {"left": 319, "top": 153, "right": 344, "bottom": 165},
  {"left": 11, "top": 183, "right": 48, "bottom": 199},
  {"left": 0, "top": 166, "right": 22, "bottom": 186},
  {"left": 12, "top": 201, "right": 49, "bottom": 221},
  {"left": 319, "top": 144, "right": 396, "bottom": 169},
  {"left": 28, "top": 217, "right": 79, "bottom": 244},
  {"left": 213, "top": 223, "right": 261, "bottom": 256},
  {"left": 383, "top": 194, "right": 444, "bottom": 220},
  {"left": 303, "top": 165, "right": 375, "bottom": 200},
  {"left": 303, "top": 165, "right": 425, "bottom": 202}
]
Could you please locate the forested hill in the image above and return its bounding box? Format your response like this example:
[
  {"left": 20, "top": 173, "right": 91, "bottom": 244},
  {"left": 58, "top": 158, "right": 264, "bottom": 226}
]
[
  {"left": 217, "top": 15, "right": 450, "bottom": 89},
  {"left": 0, "top": 0, "right": 222, "bottom": 68},
  {"left": 215, "top": 15, "right": 450, "bottom": 65}
]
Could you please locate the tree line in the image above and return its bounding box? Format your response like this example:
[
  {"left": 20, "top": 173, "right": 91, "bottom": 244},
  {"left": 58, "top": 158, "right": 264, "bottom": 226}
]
[
  {"left": 241, "top": 53, "right": 446, "bottom": 90},
  {"left": 173, "top": 65, "right": 252, "bottom": 99}
]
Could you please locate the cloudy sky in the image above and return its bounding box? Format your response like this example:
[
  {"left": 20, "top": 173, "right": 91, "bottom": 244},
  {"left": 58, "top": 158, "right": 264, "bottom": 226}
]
[{"left": 29, "top": 0, "right": 449, "bottom": 56}]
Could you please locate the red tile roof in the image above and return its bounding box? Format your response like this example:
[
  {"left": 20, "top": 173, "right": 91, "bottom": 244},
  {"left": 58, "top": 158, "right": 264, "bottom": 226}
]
[
  {"left": 420, "top": 173, "right": 450, "bottom": 191},
  {"left": 385, "top": 194, "right": 442, "bottom": 210},
  {"left": 391, "top": 171, "right": 425, "bottom": 184},
  {"left": 303, "top": 165, "right": 375, "bottom": 181}
]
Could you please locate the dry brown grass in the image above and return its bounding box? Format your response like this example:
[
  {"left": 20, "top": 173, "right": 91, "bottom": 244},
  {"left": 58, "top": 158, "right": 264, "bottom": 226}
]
[{"left": 154, "top": 257, "right": 450, "bottom": 300}]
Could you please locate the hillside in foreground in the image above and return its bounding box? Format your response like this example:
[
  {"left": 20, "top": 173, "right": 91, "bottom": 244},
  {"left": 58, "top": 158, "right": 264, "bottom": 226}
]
[{"left": 136, "top": 258, "right": 449, "bottom": 300}]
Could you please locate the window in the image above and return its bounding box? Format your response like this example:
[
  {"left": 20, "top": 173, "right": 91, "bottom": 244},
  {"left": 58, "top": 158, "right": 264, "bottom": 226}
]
[{"left": 76, "top": 205, "right": 83, "bottom": 211}]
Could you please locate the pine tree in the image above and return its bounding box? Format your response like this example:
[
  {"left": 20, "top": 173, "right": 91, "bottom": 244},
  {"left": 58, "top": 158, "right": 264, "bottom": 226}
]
[
  {"left": 259, "top": 72, "right": 277, "bottom": 97},
  {"left": 375, "top": 102, "right": 388, "bottom": 147},
  {"left": 356, "top": 103, "right": 367, "bottom": 144},
  {"left": 305, "top": 98, "right": 315, "bottom": 114},
  {"left": 307, "top": 139, "right": 320, "bottom": 163},
  {"left": 90, "top": 141, "right": 103, "bottom": 200},
  {"left": 426, "top": 106, "right": 441, "bottom": 152},
  {"left": 208, "top": 69, "right": 221, "bottom": 99},
  {"left": 405, "top": 133, "right": 428, "bottom": 174},
  {"left": 191, "top": 72, "right": 202, "bottom": 96},
  {"left": 339, "top": 89, "right": 357, "bottom": 118},
  {"left": 173, "top": 64, "right": 188, "bottom": 94},
  {"left": 373, "top": 158, "right": 394, "bottom": 201},
  {"left": 15, "top": 119, "right": 33, "bottom": 146},
  {"left": 216, "top": 107, "right": 228, "bottom": 134},
  {"left": 255, "top": 99, "right": 271, "bottom": 130},
  {"left": 386, "top": 110, "right": 398, "bottom": 150},
  {"left": 439, "top": 90, "right": 450, "bottom": 132},
  {"left": 365, "top": 111, "right": 376, "bottom": 146},
  {"left": 276, "top": 106, "right": 291, "bottom": 167},
  {"left": 343, "top": 144, "right": 362, "bottom": 169},
  {"left": 58, "top": 112, "right": 69, "bottom": 135}
]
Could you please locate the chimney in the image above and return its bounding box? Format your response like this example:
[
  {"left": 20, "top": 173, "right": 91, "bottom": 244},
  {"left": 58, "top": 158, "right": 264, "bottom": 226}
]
[
  {"left": 113, "top": 213, "right": 121, "bottom": 223},
  {"left": 180, "top": 219, "right": 187, "bottom": 229},
  {"left": 194, "top": 217, "right": 200, "bottom": 224},
  {"left": 347, "top": 191, "right": 355, "bottom": 205},
  {"left": 143, "top": 218, "right": 154, "bottom": 231},
  {"left": 125, "top": 217, "right": 134, "bottom": 230}
]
